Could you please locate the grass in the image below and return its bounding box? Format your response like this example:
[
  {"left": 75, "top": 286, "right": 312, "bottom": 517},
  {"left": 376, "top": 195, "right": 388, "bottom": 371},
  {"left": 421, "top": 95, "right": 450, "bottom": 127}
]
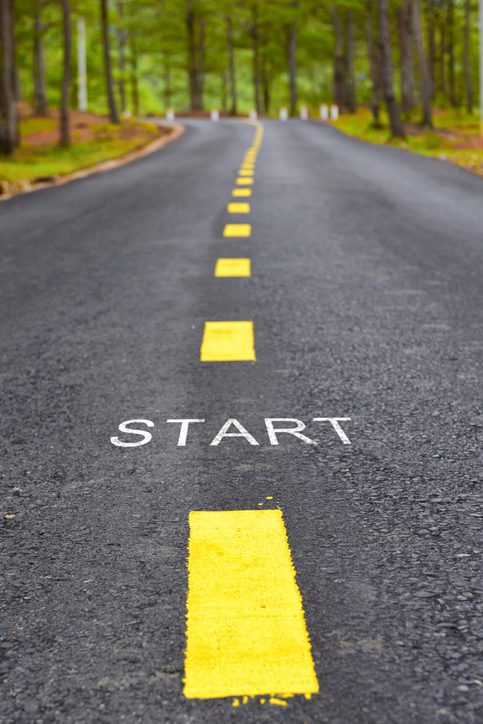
[
  {"left": 332, "top": 108, "right": 483, "bottom": 176},
  {"left": 0, "top": 116, "right": 163, "bottom": 193}
]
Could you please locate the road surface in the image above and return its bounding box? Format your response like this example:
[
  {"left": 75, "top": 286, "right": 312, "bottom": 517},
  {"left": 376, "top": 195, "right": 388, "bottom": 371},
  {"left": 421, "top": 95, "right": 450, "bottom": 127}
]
[{"left": 1, "top": 119, "right": 482, "bottom": 723}]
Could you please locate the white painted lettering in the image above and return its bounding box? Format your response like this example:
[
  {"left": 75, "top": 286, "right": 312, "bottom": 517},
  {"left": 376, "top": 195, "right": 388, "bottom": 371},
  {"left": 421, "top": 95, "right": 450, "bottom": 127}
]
[
  {"left": 166, "top": 419, "right": 205, "bottom": 446},
  {"left": 210, "top": 418, "right": 259, "bottom": 446},
  {"left": 110, "top": 419, "right": 154, "bottom": 447},
  {"left": 312, "top": 417, "right": 352, "bottom": 445},
  {"left": 264, "top": 418, "right": 317, "bottom": 445}
]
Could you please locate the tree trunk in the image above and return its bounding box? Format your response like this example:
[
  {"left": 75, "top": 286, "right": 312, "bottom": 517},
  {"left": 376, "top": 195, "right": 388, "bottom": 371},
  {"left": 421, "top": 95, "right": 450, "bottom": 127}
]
[
  {"left": 117, "top": 0, "right": 126, "bottom": 115},
  {"left": 377, "top": 0, "right": 405, "bottom": 137},
  {"left": 251, "top": 2, "right": 261, "bottom": 114},
  {"left": 287, "top": 20, "right": 297, "bottom": 116},
  {"left": 366, "top": 0, "right": 381, "bottom": 125},
  {"left": 33, "top": 0, "right": 47, "bottom": 115},
  {"left": 446, "top": 0, "right": 456, "bottom": 107},
  {"left": 100, "top": 0, "right": 119, "bottom": 123},
  {"left": 163, "top": 49, "right": 172, "bottom": 110},
  {"left": 425, "top": 0, "right": 435, "bottom": 97},
  {"left": 226, "top": 14, "right": 237, "bottom": 115},
  {"left": 398, "top": 0, "right": 415, "bottom": 115},
  {"left": 59, "top": 0, "right": 71, "bottom": 147},
  {"left": 130, "top": 34, "right": 139, "bottom": 116},
  {"left": 439, "top": 17, "right": 446, "bottom": 98},
  {"left": 220, "top": 70, "right": 227, "bottom": 114},
  {"left": 413, "top": 0, "right": 432, "bottom": 127},
  {"left": 261, "top": 50, "right": 271, "bottom": 114},
  {"left": 332, "top": 5, "right": 345, "bottom": 109},
  {"left": 0, "top": 0, "right": 18, "bottom": 154},
  {"left": 186, "top": 0, "right": 204, "bottom": 111},
  {"left": 345, "top": 9, "right": 356, "bottom": 112},
  {"left": 463, "top": 0, "right": 473, "bottom": 113}
]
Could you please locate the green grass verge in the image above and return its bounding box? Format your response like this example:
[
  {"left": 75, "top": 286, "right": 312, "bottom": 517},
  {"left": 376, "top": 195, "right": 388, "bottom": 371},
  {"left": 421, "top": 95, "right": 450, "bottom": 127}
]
[
  {"left": 0, "top": 118, "right": 162, "bottom": 191},
  {"left": 332, "top": 108, "right": 483, "bottom": 176}
]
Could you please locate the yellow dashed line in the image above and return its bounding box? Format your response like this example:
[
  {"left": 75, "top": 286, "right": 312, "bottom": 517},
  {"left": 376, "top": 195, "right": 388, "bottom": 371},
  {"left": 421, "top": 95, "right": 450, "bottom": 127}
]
[
  {"left": 232, "top": 188, "right": 252, "bottom": 197},
  {"left": 200, "top": 321, "right": 255, "bottom": 361},
  {"left": 227, "top": 202, "right": 250, "bottom": 214},
  {"left": 215, "top": 258, "right": 251, "bottom": 277},
  {"left": 184, "top": 510, "right": 319, "bottom": 698},
  {"left": 223, "top": 223, "right": 251, "bottom": 237},
  {"left": 239, "top": 169, "right": 254, "bottom": 177},
  {"left": 236, "top": 177, "right": 253, "bottom": 186}
]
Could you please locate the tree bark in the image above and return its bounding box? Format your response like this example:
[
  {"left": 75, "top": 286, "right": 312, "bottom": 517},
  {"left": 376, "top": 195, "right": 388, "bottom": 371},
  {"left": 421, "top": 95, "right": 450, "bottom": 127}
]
[
  {"left": 287, "top": 19, "right": 297, "bottom": 115},
  {"left": 33, "top": 0, "right": 47, "bottom": 115},
  {"left": 344, "top": 9, "right": 356, "bottom": 112},
  {"left": 59, "top": 0, "right": 71, "bottom": 147},
  {"left": 463, "top": 0, "right": 473, "bottom": 113},
  {"left": 412, "top": 0, "right": 432, "bottom": 127},
  {"left": 332, "top": 5, "right": 345, "bottom": 109},
  {"left": 446, "top": 0, "right": 456, "bottom": 107},
  {"left": 0, "top": 0, "right": 18, "bottom": 154},
  {"left": 226, "top": 14, "right": 237, "bottom": 115},
  {"left": 366, "top": 0, "right": 381, "bottom": 124},
  {"left": 425, "top": 0, "right": 435, "bottom": 97},
  {"left": 186, "top": 0, "right": 204, "bottom": 111},
  {"left": 163, "top": 49, "right": 172, "bottom": 110},
  {"left": 261, "top": 50, "right": 271, "bottom": 114},
  {"left": 130, "top": 34, "right": 139, "bottom": 116},
  {"left": 251, "top": 1, "right": 261, "bottom": 114},
  {"left": 100, "top": 0, "right": 120, "bottom": 123},
  {"left": 117, "top": 0, "right": 126, "bottom": 115},
  {"left": 377, "top": 0, "right": 405, "bottom": 137},
  {"left": 398, "top": 0, "right": 415, "bottom": 115}
]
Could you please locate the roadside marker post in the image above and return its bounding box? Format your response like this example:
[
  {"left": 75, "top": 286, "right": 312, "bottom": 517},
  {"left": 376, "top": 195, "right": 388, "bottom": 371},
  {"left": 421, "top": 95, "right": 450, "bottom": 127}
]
[
  {"left": 211, "top": 109, "right": 220, "bottom": 122},
  {"left": 166, "top": 109, "right": 175, "bottom": 122},
  {"left": 330, "top": 104, "right": 339, "bottom": 121},
  {"left": 279, "top": 107, "right": 288, "bottom": 121},
  {"left": 249, "top": 109, "right": 258, "bottom": 120},
  {"left": 320, "top": 104, "right": 329, "bottom": 121},
  {"left": 300, "top": 106, "right": 308, "bottom": 120}
]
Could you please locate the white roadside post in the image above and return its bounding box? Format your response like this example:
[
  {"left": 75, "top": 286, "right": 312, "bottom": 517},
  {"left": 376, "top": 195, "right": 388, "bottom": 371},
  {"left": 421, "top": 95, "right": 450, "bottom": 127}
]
[
  {"left": 330, "top": 104, "right": 339, "bottom": 121},
  {"left": 211, "top": 109, "right": 220, "bottom": 121},
  {"left": 300, "top": 105, "right": 308, "bottom": 120},
  {"left": 320, "top": 104, "right": 329, "bottom": 121},
  {"left": 166, "top": 109, "right": 175, "bottom": 122},
  {"left": 249, "top": 109, "right": 258, "bottom": 120},
  {"left": 77, "top": 17, "right": 87, "bottom": 111},
  {"left": 279, "top": 107, "right": 288, "bottom": 121}
]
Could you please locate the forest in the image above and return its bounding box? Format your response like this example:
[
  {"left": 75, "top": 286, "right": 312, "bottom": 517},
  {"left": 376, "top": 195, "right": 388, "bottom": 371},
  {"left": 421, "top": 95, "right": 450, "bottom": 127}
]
[{"left": 0, "top": 0, "right": 481, "bottom": 155}]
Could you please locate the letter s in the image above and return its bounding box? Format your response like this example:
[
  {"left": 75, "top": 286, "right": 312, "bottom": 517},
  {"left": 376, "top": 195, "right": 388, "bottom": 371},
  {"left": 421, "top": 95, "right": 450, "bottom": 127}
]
[{"left": 110, "top": 419, "right": 154, "bottom": 447}]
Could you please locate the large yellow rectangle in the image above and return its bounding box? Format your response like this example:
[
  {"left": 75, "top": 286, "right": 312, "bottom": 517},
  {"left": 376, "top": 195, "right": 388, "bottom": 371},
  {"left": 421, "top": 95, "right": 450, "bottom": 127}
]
[
  {"left": 200, "top": 321, "right": 255, "bottom": 361},
  {"left": 223, "top": 223, "right": 251, "bottom": 238},
  {"left": 236, "top": 177, "right": 253, "bottom": 186},
  {"left": 227, "top": 202, "right": 250, "bottom": 214},
  {"left": 184, "top": 510, "right": 319, "bottom": 699},
  {"left": 232, "top": 188, "right": 252, "bottom": 197},
  {"left": 215, "top": 258, "right": 251, "bottom": 277}
]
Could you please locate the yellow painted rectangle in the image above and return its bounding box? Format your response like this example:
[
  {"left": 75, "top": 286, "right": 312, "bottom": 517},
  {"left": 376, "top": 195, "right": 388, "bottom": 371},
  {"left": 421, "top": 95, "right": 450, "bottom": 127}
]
[
  {"left": 223, "top": 223, "right": 251, "bottom": 238},
  {"left": 232, "top": 188, "right": 252, "bottom": 197},
  {"left": 215, "top": 258, "right": 251, "bottom": 277},
  {"left": 227, "top": 202, "right": 250, "bottom": 214},
  {"left": 236, "top": 177, "right": 253, "bottom": 186},
  {"left": 239, "top": 168, "right": 254, "bottom": 176},
  {"left": 200, "top": 321, "right": 255, "bottom": 361},
  {"left": 184, "top": 509, "right": 319, "bottom": 699}
]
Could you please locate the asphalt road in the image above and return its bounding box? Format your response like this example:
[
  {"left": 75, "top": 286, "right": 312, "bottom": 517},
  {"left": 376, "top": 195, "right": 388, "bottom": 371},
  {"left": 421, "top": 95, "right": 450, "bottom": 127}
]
[{"left": 1, "top": 119, "right": 483, "bottom": 723}]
